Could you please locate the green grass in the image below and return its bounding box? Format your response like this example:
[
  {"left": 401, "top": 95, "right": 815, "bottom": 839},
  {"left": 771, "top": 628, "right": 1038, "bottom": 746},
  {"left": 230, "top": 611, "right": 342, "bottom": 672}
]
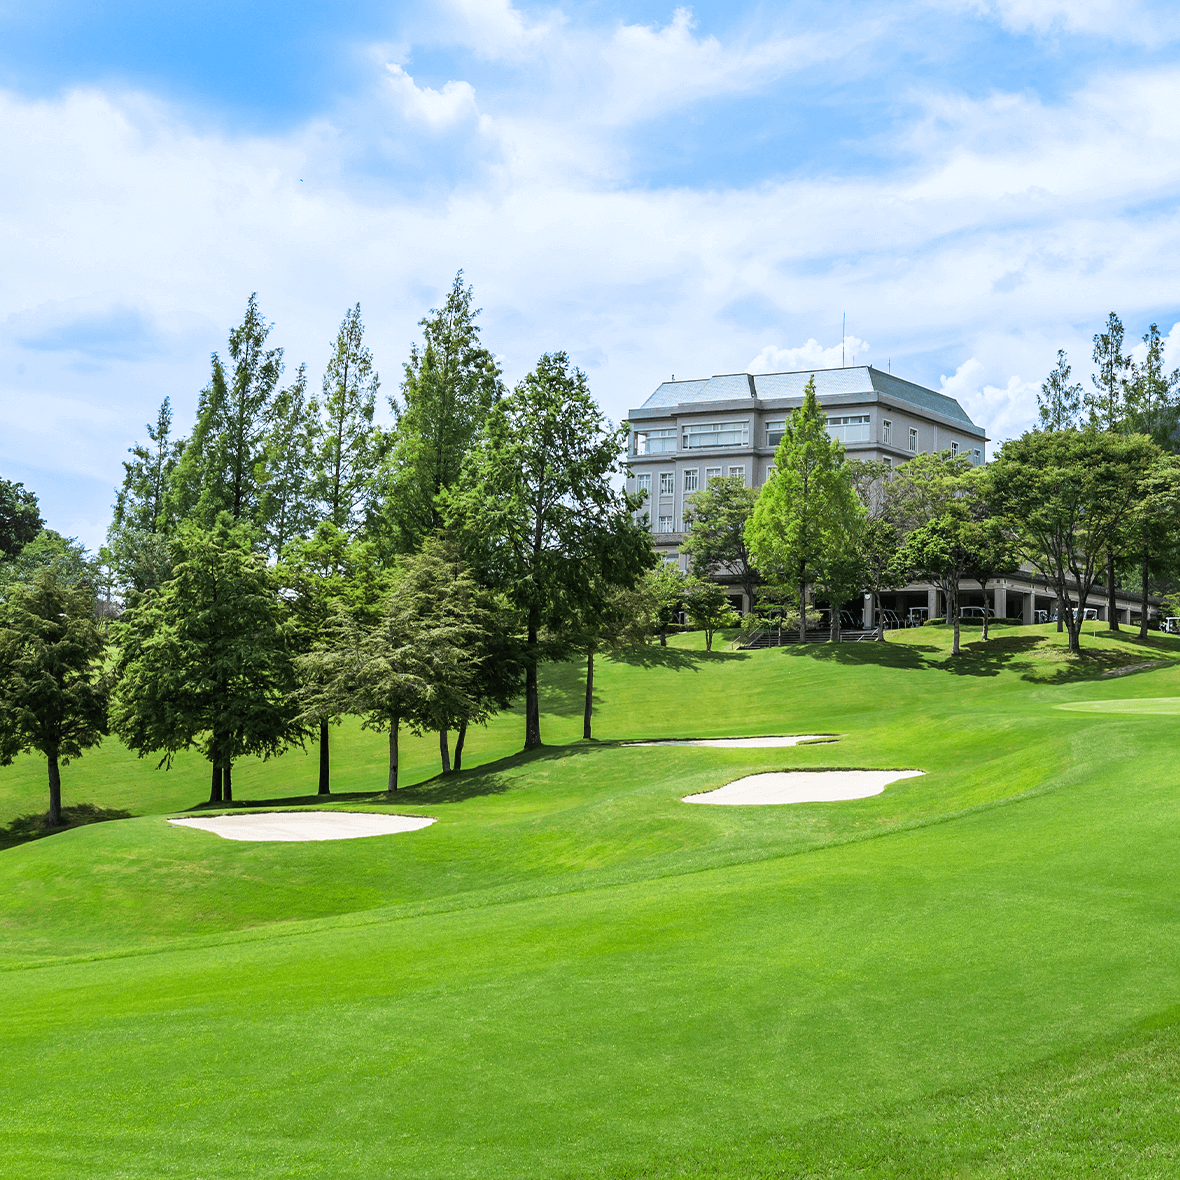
[{"left": 2, "top": 623, "right": 1180, "bottom": 1176}]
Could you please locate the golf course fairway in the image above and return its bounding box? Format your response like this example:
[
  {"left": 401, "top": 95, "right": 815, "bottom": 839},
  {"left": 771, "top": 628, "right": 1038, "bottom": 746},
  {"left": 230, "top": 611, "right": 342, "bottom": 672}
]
[{"left": 2, "top": 622, "right": 1179, "bottom": 1178}]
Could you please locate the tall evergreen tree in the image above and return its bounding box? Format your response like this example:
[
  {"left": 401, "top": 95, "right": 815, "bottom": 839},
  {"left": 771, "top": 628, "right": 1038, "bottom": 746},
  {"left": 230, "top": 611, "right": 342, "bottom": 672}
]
[
  {"left": 1037, "top": 350, "right": 1083, "bottom": 431},
  {"left": 313, "top": 304, "right": 379, "bottom": 536},
  {"left": 1126, "top": 324, "right": 1180, "bottom": 448},
  {"left": 1086, "top": 312, "right": 1131, "bottom": 431},
  {"left": 170, "top": 294, "right": 284, "bottom": 529},
  {"left": 680, "top": 474, "right": 759, "bottom": 609},
  {"left": 447, "top": 352, "right": 653, "bottom": 749},
  {"left": 745, "top": 378, "right": 863, "bottom": 642},
  {"left": 111, "top": 398, "right": 178, "bottom": 535},
  {"left": 258, "top": 364, "right": 318, "bottom": 558},
  {"left": 377, "top": 273, "right": 503, "bottom": 554}
]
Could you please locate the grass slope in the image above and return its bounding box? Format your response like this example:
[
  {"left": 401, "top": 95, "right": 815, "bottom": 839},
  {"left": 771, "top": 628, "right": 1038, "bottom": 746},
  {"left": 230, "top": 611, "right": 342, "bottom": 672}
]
[{"left": 2, "top": 623, "right": 1179, "bottom": 1177}]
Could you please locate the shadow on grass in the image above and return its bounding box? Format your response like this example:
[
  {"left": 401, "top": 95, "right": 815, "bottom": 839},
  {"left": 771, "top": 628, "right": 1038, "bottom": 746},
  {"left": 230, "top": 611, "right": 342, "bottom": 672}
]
[
  {"left": 613, "top": 646, "right": 751, "bottom": 671},
  {"left": 0, "top": 803, "right": 134, "bottom": 851},
  {"left": 183, "top": 741, "right": 603, "bottom": 813}
]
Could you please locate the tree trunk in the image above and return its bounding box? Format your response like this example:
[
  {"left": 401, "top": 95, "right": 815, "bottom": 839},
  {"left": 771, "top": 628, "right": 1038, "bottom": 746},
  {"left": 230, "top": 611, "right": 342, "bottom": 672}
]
[
  {"left": 388, "top": 714, "right": 399, "bottom": 792},
  {"left": 659, "top": 626, "right": 667, "bottom": 647},
  {"left": 1056, "top": 594, "right": 1064, "bottom": 632},
  {"left": 705, "top": 628, "right": 713, "bottom": 652},
  {"left": 798, "top": 581, "right": 807, "bottom": 644},
  {"left": 440, "top": 728, "right": 451, "bottom": 773},
  {"left": 210, "top": 764, "right": 223, "bottom": 804},
  {"left": 1107, "top": 551, "right": 1119, "bottom": 630},
  {"left": 223, "top": 762, "right": 233, "bottom": 802},
  {"left": 1139, "top": 550, "right": 1151, "bottom": 642},
  {"left": 47, "top": 752, "right": 62, "bottom": 827},
  {"left": 454, "top": 719, "right": 468, "bottom": 771},
  {"left": 318, "top": 719, "right": 330, "bottom": 795},
  {"left": 950, "top": 584, "right": 961, "bottom": 655},
  {"left": 872, "top": 591, "right": 884, "bottom": 641},
  {"left": 525, "top": 619, "right": 541, "bottom": 749},
  {"left": 583, "top": 649, "right": 594, "bottom": 740}
]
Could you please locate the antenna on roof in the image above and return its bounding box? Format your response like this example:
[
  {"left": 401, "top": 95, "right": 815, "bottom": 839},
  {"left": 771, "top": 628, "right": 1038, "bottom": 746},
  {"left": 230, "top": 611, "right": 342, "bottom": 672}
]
[
  {"left": 888, "top": 359, "right": 891, "bottom": 374},
  {"left": 842, "top": 313, "right": 845, "bottom": 368}
]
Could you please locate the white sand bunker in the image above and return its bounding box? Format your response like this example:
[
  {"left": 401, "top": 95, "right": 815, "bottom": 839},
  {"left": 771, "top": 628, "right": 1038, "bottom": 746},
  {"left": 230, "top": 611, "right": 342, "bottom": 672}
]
[
  {"left": 168, "top": 811, "right": 435, "bottom": 842},
  {"left": 625, "top": 735, "right": 835, "bottom": 748},
  {"left": 684, "top": 769, "right": 925, "bottom": 805}
]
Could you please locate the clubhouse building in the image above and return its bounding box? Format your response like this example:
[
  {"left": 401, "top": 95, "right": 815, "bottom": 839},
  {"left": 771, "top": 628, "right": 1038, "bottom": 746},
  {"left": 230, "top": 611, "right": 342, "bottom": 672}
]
[{"left": 626, "top": 365, "right": 1153, "bottom": 628}]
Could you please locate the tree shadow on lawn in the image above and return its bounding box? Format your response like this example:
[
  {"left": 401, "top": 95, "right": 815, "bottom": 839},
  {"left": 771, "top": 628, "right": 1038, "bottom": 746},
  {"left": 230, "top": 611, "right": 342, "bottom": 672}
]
[
  {"left": 796, "top": 635, "right": 1043, "bottom": 678},
  {"left": 182, "top": 743, "right": 603, "bottom": 813},
  {"left": 613, "top": 646, "right": 750, "bottom": 671},
  {"left": 0, "top": 803, "right": 134, "bottom": 850}
]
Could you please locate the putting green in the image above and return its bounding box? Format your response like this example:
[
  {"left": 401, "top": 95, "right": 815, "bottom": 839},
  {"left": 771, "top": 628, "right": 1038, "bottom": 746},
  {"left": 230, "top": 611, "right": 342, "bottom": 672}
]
[{"left": 1055, "top": 696, "right": 1180, "bottom": 714}]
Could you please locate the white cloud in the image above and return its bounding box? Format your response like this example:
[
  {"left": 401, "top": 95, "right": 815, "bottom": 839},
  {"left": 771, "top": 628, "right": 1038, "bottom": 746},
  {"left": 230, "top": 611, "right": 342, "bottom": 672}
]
[
  {"left": 748, "top": 337, "right": 870, "bottom": 373},
  {"left": 940, "top": 359, "right": 1039, "bottom": 445},
  {"left": 957, "top": 0, "right": 1180, "bottom": 43},
  {"left": 383, "top": 65, "right": 485, "bottom": 131}
]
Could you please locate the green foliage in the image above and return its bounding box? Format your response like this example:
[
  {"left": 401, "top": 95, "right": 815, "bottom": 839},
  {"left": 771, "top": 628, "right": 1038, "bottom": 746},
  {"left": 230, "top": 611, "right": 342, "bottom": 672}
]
[
  {"left": 680, "top": 474, "right": 758, "bottom": 606},
  {"left": 1037, "top": 349, "right": 1083, "bottom": 431},
  {"left": 1085, "top": 311, "right": 1131, "bottom": 430},
  {"left": 110, "top": 398, "right": 178, "bottom": 536},
  {"left": 298, "top": 536, "right": 490, "bottom": 788},
  {"left": 169, "top": 294, "right": 284, "bottom": 528},
  {"left": 257, "top": 363, "right": 319, "bottom": 557},
  {"left": 0, "top": 567, "right": 109, "bottom": 824},
  {"left": 1125, "top": 322, "right": 1180, "bottom": 448},
  {"left": 0, "top": 475, "right": 43, "bottom": 560},
  {"left": 745, "top": 376, "right": 862, "bottom": 637},
  {"left": 110, "top": 515, "right": 302, "bottom": 779},
  {"left": 377, "top": 273, "right": 503, "bottom": 554},
  {"left": 447, "top": 350, "right": 652, "bottom": 746},
  {"left": 990, "top": 428, "right": 1160, "bottom": 653},
  {"left": 0, "top": 529, "right": 96, "bottom": 593},
  {"left": 682, "top": 576, "right": 739, "bottom": 650},
  {"left": 312, "top": 304, "right": 379, "bottom": 535}
]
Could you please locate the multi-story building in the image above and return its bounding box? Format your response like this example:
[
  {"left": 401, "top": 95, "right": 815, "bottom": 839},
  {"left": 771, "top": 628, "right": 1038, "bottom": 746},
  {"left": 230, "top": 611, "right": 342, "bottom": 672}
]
[{"left": 626, "top": 364, "right": 1153, "bottom": 628}]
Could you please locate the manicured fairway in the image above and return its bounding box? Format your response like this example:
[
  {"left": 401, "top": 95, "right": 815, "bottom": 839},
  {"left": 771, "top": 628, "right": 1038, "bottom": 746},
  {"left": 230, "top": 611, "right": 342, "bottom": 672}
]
[{"left": 3, "top": 624, "right": 1180, "bottom": 1177}]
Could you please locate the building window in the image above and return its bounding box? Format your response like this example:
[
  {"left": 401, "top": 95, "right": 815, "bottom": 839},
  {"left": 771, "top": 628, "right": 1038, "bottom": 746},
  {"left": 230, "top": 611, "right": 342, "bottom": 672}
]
[
  {"left": 908, "top": 428, "right": 918, "bottom": 452},
  {"left": 635, "top": 473, "right": 651, "bottom": 498},
  {"left": 882, "top": 419, "right": 892, "bottom": 445},
  {"left": 683, "top": 469, "right": 699, "bottom": 493},
  {"left": 705, "top": 466, "right": 722, "bottom": 483},
  {"left": 657, "top": 515, "right": 674, "bottom": 533},
  {"left": 950, "top": 441, "right": 959, "bottom": 457},
  {"left": 728, "top": 466, "right": 745, "bottom": 483},
  {"left": 883, "top": 457, "right": 892, "bottom": 471},
  {"left": 659, "top": 472, "right": 674, "bottom": 496},
  {"left": 634, "top": 428, "right": 676, "bottom": 455},
  {"left": 826, "top": 415, "right": 871, "bottom": 443},
  {"left": 683, "top": 421, "right": 749, "bottom": 449},
  {"left": 766, "top": 463, "right": 776, "bottom": 481},
  {"left": 973, "top": 448, "right": 982, "bottom": 464},
  {"left": 765, "top": 420, "right": 786, "bottom": 447}
]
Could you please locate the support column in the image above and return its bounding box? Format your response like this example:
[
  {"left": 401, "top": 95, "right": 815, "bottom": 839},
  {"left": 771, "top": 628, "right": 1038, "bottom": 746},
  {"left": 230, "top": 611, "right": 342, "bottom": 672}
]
[
  {"left": 927, "top": 587, "right": 939, "bottom": 620},
  {"left": 1023, "top": 591, "right": 1034, "bottom": 625},
  {"left": 863, "top": 593, "right": 872, "bottom": 629},
  {"left": 994, "top": 583, "right": 1007, "bottom": 620}
]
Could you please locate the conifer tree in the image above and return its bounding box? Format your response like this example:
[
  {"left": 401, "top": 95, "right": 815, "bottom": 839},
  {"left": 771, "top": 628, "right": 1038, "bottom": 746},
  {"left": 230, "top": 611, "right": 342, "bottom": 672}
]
[
  {"left": 745, "top": 378, "right": 862, "bottom": 643},
  {"left": 1036, "top": 351, "right": 1083, "bottom": 431},
  {"left": 377, "top": 273, "right": 503, "bottom": 554},
  {"left": 258, "top": 364, "right": 318, "bottom": 558},
  {"left": 313, "top": 305, "right": 379, "bottom": 536}
]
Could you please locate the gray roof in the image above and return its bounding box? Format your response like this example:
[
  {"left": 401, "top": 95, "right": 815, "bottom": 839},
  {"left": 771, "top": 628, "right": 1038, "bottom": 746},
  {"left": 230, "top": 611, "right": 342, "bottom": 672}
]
[{"left": 637, "top": 365, "right": 984, "bottom": 436}]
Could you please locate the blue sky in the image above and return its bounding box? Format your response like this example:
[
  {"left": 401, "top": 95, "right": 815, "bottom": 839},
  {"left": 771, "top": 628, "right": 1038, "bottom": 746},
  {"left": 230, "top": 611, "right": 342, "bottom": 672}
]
[{"left": 2, "top": 0, "right": 1180, "bottom": 547}]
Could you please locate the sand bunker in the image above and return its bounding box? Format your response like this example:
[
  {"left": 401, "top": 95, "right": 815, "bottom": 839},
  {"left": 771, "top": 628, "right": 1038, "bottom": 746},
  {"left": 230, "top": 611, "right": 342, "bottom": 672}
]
[
  {"left": 683, "top": 769, "right": 924, "bottom": 805},
  {"left": 168, "top": 812, "right": 435, "bottom": 842},
  {"left": 625, "top": 735, "right": 835, "bottom": 748},
  {"left": 1055, "top": 697, "right": 1180, "bottom": 714}
]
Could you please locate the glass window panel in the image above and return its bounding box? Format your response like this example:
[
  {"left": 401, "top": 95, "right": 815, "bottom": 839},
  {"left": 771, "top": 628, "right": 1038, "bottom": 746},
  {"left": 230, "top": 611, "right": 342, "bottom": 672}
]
[{"left": 682, "top": 421, "right": 749, "bottom": 449}]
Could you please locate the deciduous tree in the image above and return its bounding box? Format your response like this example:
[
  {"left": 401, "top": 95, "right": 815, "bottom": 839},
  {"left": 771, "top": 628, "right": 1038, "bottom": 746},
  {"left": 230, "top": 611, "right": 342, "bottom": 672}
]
[
  {"left": 0, "top": 476, "right": 43, "bottom": 560},
  {"left": 680, "top": 474, "right": 758, "bottom": 609},
  {"left": 0, "top": 568, "right": 109, "bottom": 826},
  {"left": 111, "top": 515, "right": 302, "bottom": 802}
]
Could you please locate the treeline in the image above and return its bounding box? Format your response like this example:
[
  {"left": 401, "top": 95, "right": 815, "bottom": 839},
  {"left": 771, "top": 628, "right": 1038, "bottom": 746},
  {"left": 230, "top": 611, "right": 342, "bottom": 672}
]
[{"left": 0, "top": 276, "right": 661, "bottom": 824}]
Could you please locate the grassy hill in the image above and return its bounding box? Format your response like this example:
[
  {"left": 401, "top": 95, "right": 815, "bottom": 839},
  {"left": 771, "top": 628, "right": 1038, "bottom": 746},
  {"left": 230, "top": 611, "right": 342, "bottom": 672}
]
[{"left": 2, "top": 623, "right": 1179, "bottom": 1177}]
